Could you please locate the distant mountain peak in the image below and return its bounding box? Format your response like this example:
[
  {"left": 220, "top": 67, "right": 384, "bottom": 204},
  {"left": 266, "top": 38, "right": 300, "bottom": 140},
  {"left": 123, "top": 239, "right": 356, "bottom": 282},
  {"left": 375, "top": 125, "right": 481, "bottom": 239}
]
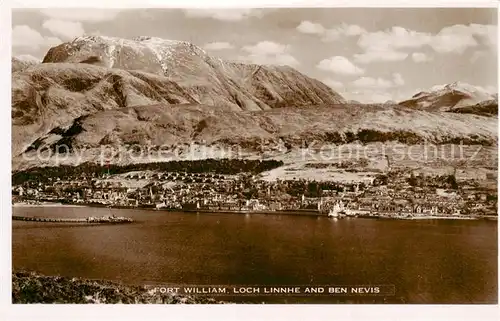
[
  {"left": 431, "top": 81, "right": 496, "bottom": 96},
  {"left": 400, "top": 81, "right": 496, "bottom": 112},
  {"left": 73, "top": 35, "right": 188, "bottom": 45},
  {"left": 13, "top": 54, "right": 41, "bottom": 63},
  {"left": 12, "top": 55, "right": 41, "bottom": 73}
]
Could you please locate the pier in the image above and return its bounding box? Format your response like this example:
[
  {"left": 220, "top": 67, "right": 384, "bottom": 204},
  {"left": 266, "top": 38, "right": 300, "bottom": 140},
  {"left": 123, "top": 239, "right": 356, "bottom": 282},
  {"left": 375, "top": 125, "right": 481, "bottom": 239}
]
[{"left": 12, "top": 215, "right": 134, "bottom": 224}]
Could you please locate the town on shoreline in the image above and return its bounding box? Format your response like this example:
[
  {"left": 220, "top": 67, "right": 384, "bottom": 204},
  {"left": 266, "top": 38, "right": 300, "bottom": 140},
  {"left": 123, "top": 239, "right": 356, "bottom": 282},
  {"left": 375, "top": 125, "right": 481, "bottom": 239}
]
[{"left": 11, "top": 159, "right": 498, "bottom": 221}]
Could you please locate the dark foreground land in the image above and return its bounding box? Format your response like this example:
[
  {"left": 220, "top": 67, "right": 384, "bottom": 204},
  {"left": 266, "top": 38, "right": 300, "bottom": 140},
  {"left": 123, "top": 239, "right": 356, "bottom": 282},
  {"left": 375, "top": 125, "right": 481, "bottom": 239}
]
[{"left": 12, "top": 271, "right": 223, "bottom": 304}]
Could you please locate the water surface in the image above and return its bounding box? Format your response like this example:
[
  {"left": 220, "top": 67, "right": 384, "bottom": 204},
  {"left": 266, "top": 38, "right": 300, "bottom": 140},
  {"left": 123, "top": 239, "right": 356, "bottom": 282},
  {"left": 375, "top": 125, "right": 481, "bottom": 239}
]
[{"left": 12, "top": 206, "right": 497, "bottom": 303}]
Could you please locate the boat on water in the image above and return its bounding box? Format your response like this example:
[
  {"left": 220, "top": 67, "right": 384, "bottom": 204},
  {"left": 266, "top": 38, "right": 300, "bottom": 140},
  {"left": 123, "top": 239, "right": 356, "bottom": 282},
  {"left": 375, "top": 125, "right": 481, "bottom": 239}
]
[
  {"left": 328, "top": 201, "right": 348, "bottom": 218},
  {"left": 138, "top": 203, "right": 156, "bottom": 209},
  {"left": 328, "top": 210, "right": 342, "bottom": 218}
]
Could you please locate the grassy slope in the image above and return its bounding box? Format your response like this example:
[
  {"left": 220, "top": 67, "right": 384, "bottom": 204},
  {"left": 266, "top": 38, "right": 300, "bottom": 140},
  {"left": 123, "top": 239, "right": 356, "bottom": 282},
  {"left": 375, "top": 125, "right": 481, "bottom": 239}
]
[
  {"left": 24, "top": 103, "right": 498, "bottom": 149},
  {"left": 13, "top": 103, "right": 497, "bottom": 170},
  {"left": 13, "top": 271, "right": 223, "bottom": 304}
]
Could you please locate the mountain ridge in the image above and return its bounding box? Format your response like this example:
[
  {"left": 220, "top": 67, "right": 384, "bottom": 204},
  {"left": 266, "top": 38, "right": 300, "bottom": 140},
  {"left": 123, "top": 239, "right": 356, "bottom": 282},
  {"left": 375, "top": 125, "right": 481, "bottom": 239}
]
[
  {"left": 399, "top": 81, "right": 497, "bottom": 112},
  {"left": 13, "top": 35, "right": 346, "bottom": 157},
  {"left": 14, "top": 103, "right": 498, "bottom": 170},
  {"left": 41, "top": 35, "right": 346, "bottom": 111}
]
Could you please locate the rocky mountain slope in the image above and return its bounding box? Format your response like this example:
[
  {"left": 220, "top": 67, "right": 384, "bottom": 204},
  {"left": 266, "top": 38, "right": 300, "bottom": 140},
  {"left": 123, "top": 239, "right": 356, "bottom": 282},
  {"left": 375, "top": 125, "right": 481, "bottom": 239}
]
[
  {"left": 12, "top": 36, "right": 346, "bottom": 157},
  {"left": 449, "top": 98, "right": 498, "bottom": 117},
  {"left": 399, "top": 81, "right": 497, "bottom": 113},
  {"left": 42, "top": 35, "right": 345, "bottom": 111},
  {"left": 12, "top": 63, "right": 197, "bottom": 156},
  {"left": 14, "top": 103, "right": 497, "bottom": 169}
]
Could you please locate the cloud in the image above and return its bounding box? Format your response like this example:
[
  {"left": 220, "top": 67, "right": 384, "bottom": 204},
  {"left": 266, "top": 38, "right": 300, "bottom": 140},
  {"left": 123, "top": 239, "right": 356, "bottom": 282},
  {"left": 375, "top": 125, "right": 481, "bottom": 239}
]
[
  {"left": 358, "top": 26, "right": 431, "bottom": 52},
  {"left": 243, "top": 41, "right": 287, "bottom": 55},
  {"left": 354, "top": 50, "right": 408, "bottom": 64},
  {"left": 14, "top": 54, "right": 42, "bottom": 63},
  {"left": 484, "top": 85, "right": 497, "bottom": 94},
  {"left": 296, "top": 21, "right": 325, "bottom": 34},
  {"left": 355, "top": 24, "right": 497, "bottom": 63},
  {"left": 365, "top": 92, "right": 394, "bottom": 103},
  {"left": 344, "top": 90, "right": 394, "bottom": 103},
  {"left": 203, "top": 42, "right": 234, "bottom": 51},
  {"left": 431, "top": 24, "right": 497, "bottom": 53},
  {"left": 355, "top": 26, "right": 429, "bottom": 63},
  {"left": 42, "top": 19, "right": 84, "bottom": 41},
  {"left": 470, "top": 24, "right": 497, "bottom": 49},
  {"left": 40, "top": 9, "right": 122, "bottom": 22},
  {"left": 352, "top": 77, "right": 393, "bottom": 89},
  {"left": 430, "top": 24, "right": 478, "bottom": 54},
  {"left": 322, "top": 78, "right": 344, "bottom": 91},
  {"left": 470, "top": 50, "right": 489, "bottom": 63},
  {"left": 392, "top": 73, "right": 405, "bottom": 86},
  {"left": 12, "top": 25, "right": 62, "bottom": 49},
  {"left": 412, "top": 52, "right": 433, "bottom": 63},
  {"left": 45, "top": 37, "right": 62, "bottom": 47},
  {"left": 344, "top": 87, "right": 415, "bottom": 104},
  {"left": 300, "top": 22, "right": 496, "bottom": 59},
  {"left": 296, "top": 21, "right": 365, "bottom": 42},
  {"left": 352, "top": 73, "right": 405, "bottom": 89},
  {"left": 317, "top": 56, "right": 364, "bottom": 76},
  {"left": 322, "top": 23, "right": 366, "bottom": 41},
  {"left": 12, "top": 25, "right": 44, "bottom": 47},
  {"left": 239, "top": 41, "right": 299, "bottom": 66},
  {"left": 183, "top": 9, "right": 264, "bottom": 21}
]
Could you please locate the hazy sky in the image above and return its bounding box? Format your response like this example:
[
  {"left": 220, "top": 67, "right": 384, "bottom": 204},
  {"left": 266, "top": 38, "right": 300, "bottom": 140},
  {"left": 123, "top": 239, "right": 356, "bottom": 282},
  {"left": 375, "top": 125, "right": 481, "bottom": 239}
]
[{"left": 12, "top": 8, "right": 498, "bottom": 103}]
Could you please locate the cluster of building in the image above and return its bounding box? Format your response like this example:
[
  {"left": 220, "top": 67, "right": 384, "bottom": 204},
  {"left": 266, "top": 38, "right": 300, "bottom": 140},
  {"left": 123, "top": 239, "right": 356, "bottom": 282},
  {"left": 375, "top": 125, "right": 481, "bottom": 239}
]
[{"left": 12, "top": 168, "right": 497, "bottom": 218}]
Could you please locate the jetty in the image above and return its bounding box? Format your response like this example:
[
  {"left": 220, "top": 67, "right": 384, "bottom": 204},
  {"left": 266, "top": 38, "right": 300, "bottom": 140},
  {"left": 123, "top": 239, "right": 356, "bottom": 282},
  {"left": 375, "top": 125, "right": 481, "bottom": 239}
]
[{"left": 12, "top": 215, "right": 134, "bottom": 224}]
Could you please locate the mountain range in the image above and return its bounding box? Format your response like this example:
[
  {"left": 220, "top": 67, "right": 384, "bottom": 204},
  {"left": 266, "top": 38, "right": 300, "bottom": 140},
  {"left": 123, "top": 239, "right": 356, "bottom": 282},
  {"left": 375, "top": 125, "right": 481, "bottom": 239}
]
[
  {"left": 42, "top": 36, "right": 345, "bottom": 111},
  {"left": 11, "top": 35, "right": 498, "bottom": 169}
]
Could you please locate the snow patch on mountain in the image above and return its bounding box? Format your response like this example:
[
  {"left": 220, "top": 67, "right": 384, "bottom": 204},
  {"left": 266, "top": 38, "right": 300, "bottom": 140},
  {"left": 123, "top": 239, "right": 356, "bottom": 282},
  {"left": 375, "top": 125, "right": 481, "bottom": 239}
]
[
  {"left": 400, "top": 81, "right": 497, "bottom": 111},
  {"left": 40, "top": 35, "right": 345, "bottom": 112},
  {"left": 51, "top": 35, "right": 204, "bottom": 76}
]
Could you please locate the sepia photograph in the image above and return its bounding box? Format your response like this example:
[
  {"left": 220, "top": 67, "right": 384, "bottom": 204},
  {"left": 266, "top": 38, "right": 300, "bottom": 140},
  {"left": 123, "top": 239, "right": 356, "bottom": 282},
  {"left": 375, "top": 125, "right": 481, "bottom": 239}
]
[{"left": 5, "top": 1, "right": 498, "bottom": 314}]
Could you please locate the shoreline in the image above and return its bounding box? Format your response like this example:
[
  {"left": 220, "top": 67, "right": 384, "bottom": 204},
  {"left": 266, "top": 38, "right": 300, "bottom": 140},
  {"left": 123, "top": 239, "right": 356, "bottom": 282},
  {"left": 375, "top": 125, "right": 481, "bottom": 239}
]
[
  {"left": 12, "top": 202, "right": 87, "bottom": 208},
  {"left": 12, "top": 201, "right": 495, "bottom": 221}
]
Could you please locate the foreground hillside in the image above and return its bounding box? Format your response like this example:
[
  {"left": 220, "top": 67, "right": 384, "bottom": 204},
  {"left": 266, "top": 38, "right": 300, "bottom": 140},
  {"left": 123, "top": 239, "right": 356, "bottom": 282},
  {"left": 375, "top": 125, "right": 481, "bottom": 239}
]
[{"left": 13, "top": 271, "right": 222, "bottom": 304}]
